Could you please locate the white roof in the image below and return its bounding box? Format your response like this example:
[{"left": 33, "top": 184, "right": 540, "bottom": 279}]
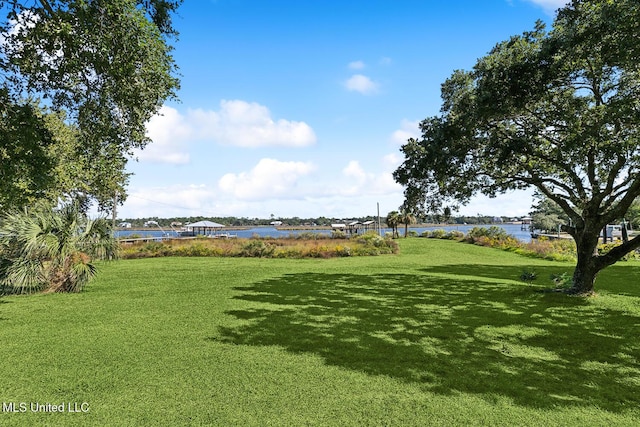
[{"left": 188, "top": 220, "right": 225, "bottom": 228}]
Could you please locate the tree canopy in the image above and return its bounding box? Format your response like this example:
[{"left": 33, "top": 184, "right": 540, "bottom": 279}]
[
  {"left": 394, "top": 0, "right": 640, "bottom": 294},
  {"left": 530, "top": 193, "right": 569, "bottom": 234},
  {"left": 0, "top": 0, "right": 181, "bottom": 211}
]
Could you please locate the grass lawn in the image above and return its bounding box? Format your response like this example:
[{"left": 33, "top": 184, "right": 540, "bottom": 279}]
[{"left": 1, "top": 238, "right": 640, "bottom": 426}]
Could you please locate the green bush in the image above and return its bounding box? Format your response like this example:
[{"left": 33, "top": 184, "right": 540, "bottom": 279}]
[
  {"left": 353, "top": 246, "right": 381, "bottom": 256},
  {"left": 430, "top": 229, "right": 447, "bottom": 239},
  {"left": 519, "top": 270, "right": 537, "bottom": 284},
  {"left": 355, "top": 232, "right": 385, "bottom": 247},
  {"left": 551, "top": 272, "right": 572, "bottom": 289},
  {"left": 598, "top": 242, "right": 639, "bottom": 260},
  {"left": 240, "top": 240, "right": 275, "bottom": 257},
  {"left": 333, "top": 245, "right": 352, "bottom": 257},
  {"left": 445, "top": 230, "right": 465, "bottom": 240},
  {"left": 466, "top": 226, "right": 509, "bottom": 241},
  {"left": 275, "top": 248, "right": 304, "bottom": 259}
]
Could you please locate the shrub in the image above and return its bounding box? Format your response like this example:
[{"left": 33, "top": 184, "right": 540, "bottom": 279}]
[
  {"left": 0, "top": 202, "right": 118, "bottom": 294},
  {"left": 598, "top": 242, "right": 638, "bottom": 260},
  {"left": 445, "top": 230, "right": 465, "bottom": 240},
  {"left": 430, "top": 229, "right": 447, "bottom": 239},
  {"left": 275, "top": 248, "right": 304, "bottom": 259},
  {"left": 173, "top": 243, "right": 224, "bottom": 257},
  {"left": 333, "top": 245, "right": 352, "bottom": 257},
  {"left": 353, "top": 246, "right": 381, "bottom": 256},
  {"left": 355, "top": 232, "right": 385, "bottom": 247},
  {"left": 239, "top": 240, "right": 275, "bottom": 258},
  {"left": 514, "top": 238, "right": 576, "bottom": 262},
  {"left": 551, "top": 272, "right": 572, "bottom": 289},
  {"left": 296, "top": 232, "right": 329, "bottom": 240},
  {"left": 119, "top": 234, "right": 399, "bottom": 260},
  {"left": 519, "top": 270, "right": 537, "bottom": 284},
  {"left": 465, "top": 226, "right": 509, "bottom": 242}
]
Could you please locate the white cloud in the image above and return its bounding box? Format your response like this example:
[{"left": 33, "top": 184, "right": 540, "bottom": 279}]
[
  {"left": 379, "top": 57, "right": 392, "bottom": 66},
  {"left": 122, "top": 184, "right": 219, "bottom": 218},
  {"left": 344, "top": 74, "right": 379, "bottom": 95},
  {"left": 138, "top": 101, "right": 317, "bottom": 164},
  {"left": 383, "top": 153, "right": 402, "bottom": 170},
  {"left": 336, "top": 160, "right": 402, "bottom": 197},
  {"left": 390, "top": 119, "right": 420, "bottom": 145},
  {"left": 348, "top": 60, "right": 366, "bottom": 70},
  {"left": 218, "top": 158, "right": 316, "bottom": 201},
  {"left": 524, "top": 0, "right": 569, "bottom": 14},
  {"left": 138, "top": 105, "right": 192, "bottom": 164},
  {"left": 191, "top": 100, "right": 316, "bottom": 148}
]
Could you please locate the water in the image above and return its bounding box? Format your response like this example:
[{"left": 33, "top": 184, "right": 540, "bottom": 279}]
[{"left": 115, "top": 223, "right": 533, "bottom": 242}]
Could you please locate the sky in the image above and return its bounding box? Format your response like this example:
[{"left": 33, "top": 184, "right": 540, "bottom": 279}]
[{"left": 118, "top": 0, "right": 570, "bottom": 220}]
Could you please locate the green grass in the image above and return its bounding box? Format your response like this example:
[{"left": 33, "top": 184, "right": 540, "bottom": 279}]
[{"left": 1, "top": 239, "right": 640, "bottom": 425}]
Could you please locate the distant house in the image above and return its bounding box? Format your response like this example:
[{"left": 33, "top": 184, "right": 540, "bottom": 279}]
[
  {"left": 270, "top": 221, "right": 283, "bottom": 226},
  {"left": 119, "top": 222, "right": 132, "bottom": 228},
  {"left": 180, "top": 220, "right": 225, "bottom": 236}
]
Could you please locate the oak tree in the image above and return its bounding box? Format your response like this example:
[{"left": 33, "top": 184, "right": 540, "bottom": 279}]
[
  {"left": 394, "top": 0, "right": 640, "bottom": 294},
  {"left": 0, "top": 0, "right": 181, "bottom": 211}
]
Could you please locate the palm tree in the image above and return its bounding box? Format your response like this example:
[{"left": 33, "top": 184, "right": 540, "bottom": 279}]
[
  {"left": 386, "top": 210, "right": 400, "bottom": 238},
  {"left": 399, "top": 208, "right": 416, "bottom": 238},
  {"left": 0, "top": 202, "right": 118, "bottom": 294}
]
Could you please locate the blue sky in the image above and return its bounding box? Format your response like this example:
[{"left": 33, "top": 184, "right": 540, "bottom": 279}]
[{"left": 121, "top": 0, "right": 569, "bottom": 220}]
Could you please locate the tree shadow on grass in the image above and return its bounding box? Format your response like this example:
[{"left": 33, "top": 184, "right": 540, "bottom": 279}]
[{"left": 216, "top": 268, "right": 640, "bottom": 412}]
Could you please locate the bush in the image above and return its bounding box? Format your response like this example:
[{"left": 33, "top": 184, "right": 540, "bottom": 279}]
[
  {"left": 445, "top": 230, "right": 464, "bottom": 240},
  {"left": 331, "top": 230, "right": 346, "bottom": 239},
  {"left": 173, "top": 243, "right": 224, "bottom": 257},
  {"left": 333, "top": 245, "right": 352, "bottom": 257},
  {"left": 519, "top": 270, "right": 537, "bottom": 284},
  {"left": 275, "top": 248, "right": 304, "bottom": 259},
  {"left": 465, "top": 226, "right": 509, "bottom": 242},
  {"left": 240, "top": 240, "right": 275, "bottom": 258},
  {"left": 430, "top": 229, "right": 447, "bottom": 239},
  {"left": 598, "top": 242, "right": 639, "bottom": 260},
  {"left": 119, "top": 233, "right": 399, "bottom": 260},
  {"left": 355, "top": 232, "right": 385, "bottom": 247},
  {"left": 551, "top": 272, "right": 572, "bottom": 289}
]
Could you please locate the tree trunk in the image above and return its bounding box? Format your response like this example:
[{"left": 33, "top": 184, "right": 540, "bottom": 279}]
[
  {"left": 570, "top": 254, "right": 599, "bottom": 295},
  {"left": 569, "top": 232, "right": 601, "bottom": 295}
]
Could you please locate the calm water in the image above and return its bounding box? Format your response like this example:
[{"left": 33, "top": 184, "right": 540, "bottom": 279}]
[{"left": 115, "top": 223, "right": 533, "bottom": 242}]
